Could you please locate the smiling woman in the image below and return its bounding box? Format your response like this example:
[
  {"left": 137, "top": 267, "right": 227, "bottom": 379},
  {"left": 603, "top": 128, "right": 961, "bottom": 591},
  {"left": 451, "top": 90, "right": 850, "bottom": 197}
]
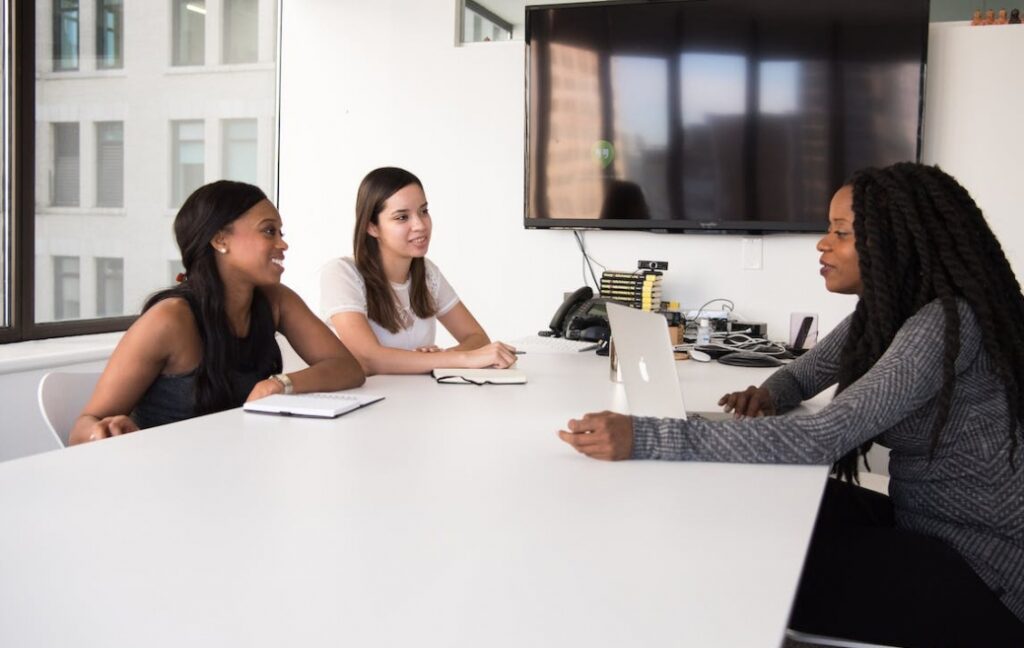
[
  {"left": 67, "top": 180, "right": 365, "bottom": 444},
  {"left": 319, "top": 167, "right": 517, "bottom": 375}
]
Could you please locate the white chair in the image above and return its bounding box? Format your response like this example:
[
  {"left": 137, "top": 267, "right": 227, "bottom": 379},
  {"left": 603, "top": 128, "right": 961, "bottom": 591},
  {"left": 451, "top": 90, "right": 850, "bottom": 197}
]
[{"left": 37, "top": 371, "right": 101, "bottom": 447}]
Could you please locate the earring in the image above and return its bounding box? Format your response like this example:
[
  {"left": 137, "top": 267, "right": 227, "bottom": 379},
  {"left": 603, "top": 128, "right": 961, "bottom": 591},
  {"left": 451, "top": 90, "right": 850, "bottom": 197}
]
[{"left": 218, "top": 248, "right": 227, "bottom": 254}]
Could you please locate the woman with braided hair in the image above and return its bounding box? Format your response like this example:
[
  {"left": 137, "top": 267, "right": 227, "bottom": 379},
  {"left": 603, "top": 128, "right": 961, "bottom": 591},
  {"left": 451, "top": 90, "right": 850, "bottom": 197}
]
[{"left": 559, "top": 162, "right": 1024, "bottom": 645}]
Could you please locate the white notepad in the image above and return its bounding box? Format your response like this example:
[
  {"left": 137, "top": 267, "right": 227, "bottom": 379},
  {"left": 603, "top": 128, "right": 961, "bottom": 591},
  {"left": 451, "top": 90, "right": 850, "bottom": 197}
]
[
  {"left": 243, "top": 392, "right": 385, "bottom": 418},
  {"left": 431, "top": 368, "right": 527, "bottom": 385}
]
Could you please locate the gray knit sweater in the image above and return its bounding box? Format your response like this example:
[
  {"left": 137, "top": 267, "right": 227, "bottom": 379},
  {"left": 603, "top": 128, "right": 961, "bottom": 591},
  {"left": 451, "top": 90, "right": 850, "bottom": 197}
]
[{"left": 632, "top": 300, "right": 1024, "bottom": 622}]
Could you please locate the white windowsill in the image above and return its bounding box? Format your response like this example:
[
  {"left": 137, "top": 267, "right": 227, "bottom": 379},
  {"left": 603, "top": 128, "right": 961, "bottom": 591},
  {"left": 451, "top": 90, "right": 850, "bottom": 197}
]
[
  {"left": 164, "top": 62, "right": 275, "bottom": 75},
  {"left": 38, "top": 207, "right": 127, "bottom": 217},
  {"left": 0, "top": 332, "right": 122, "bottom": 375}
]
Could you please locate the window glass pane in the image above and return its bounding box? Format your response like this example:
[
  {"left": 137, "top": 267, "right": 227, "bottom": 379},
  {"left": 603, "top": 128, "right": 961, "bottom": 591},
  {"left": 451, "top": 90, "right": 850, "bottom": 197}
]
[
  {"left": 53, "top": 0, "right": 79, "bottom": 71},
  {"left": 33, "top": 2, "right": 278, "bottom": 327},
  {"left": 53, "top": 255, "right": 80, "bottom": 320},
  {"left": 461, "top": 1, "right": 512, "bottom": 44},
  {"left": 172, "top": 119, "right": 205, "bottom": 207},
  {"left": 95, "top": 256, "right": 124, "bottom": 316},
  {"left": 173, "top": 0, "right": 206, "bottom": 66},
  {"left": 96, "top": 121, "right": 123, "bottom": 207},
  {"left": 222, "top": 118, "right": 257, "bottom": 184},
  {"left": 223, "top": 0, "right": 257, "bottom": 64},
  {"left": 52, "top": 122, "right": 80, "bottom": 206},
  {"left": 97, "top": 0, "right": 123, "bottom": 69}
]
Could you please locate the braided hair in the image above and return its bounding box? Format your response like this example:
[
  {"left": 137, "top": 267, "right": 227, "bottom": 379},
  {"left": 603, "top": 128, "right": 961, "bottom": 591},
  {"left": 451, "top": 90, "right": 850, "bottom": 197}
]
[{"left": 832, "top": 162, "right": 1024, "bottom": 482}]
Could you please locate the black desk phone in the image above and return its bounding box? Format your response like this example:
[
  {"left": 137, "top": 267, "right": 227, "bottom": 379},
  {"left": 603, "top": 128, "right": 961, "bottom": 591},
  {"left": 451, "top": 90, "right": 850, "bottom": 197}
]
[{"left": 546, "top": 286, "right": 612, "bottom": 342}]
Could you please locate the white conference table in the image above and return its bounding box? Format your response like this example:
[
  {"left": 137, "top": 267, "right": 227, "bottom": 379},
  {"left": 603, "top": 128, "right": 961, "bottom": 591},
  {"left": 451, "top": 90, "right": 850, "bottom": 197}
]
[{"left": 0, "top": 351, "right": 830, "bottom": 648}]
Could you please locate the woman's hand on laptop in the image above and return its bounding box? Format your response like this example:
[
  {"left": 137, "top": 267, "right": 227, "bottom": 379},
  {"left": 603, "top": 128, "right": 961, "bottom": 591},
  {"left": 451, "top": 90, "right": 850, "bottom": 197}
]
[
  {"left": 558, "top": 411, "right": 633, "bottom": 460},
  {"left": 718, "top": 386, "right": 775, "bottom": 418}
]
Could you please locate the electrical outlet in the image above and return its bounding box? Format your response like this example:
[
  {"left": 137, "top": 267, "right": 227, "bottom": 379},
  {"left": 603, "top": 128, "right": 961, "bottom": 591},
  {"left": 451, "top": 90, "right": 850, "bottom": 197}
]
[{"left": 638, "top": 260, "right": 668, "bottom": 271}]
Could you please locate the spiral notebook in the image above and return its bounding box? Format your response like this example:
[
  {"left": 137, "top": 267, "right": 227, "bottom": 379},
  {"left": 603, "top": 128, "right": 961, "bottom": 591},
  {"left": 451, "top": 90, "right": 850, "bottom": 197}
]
[{"left": 243, "top": 392, "right": 385, "bottom": 418}]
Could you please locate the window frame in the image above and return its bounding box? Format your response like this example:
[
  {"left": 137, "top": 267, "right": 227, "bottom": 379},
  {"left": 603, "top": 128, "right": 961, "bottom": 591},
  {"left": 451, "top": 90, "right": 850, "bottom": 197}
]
[
  {"left": 172, "top": 0, "right": 205, "bottom": 67},
  {"left": 222, "top": 0, "right": 258, "bottom": 65},
  {"left": 2, "top": 0, "right": 281, "bottom": 343},
  {"left": 52, "top": 254, "right": 80, "bottom": 320},
  {"left": 94, "top": 255, "right": 123, "bottom": 317},
  {"left": 2, "top": 0, "right": 135, "bottom": 342},
  {"left": 95, "top": 0, "right": 123, "bottom": 70},
  {"left": 52, "top": 0, "right": 79, "bottom": 72},
  {"left": 51, "top": 120, "right": 80, "bottom": 206},
  {"left": 95, "top": 119, "right": 123, "bottom": 208}
]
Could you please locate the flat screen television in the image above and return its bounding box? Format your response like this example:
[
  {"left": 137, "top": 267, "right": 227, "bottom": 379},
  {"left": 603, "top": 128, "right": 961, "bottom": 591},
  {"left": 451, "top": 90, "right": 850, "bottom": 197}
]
[{"left": 524, "top": 0, "right": 929, "bottom": 233}]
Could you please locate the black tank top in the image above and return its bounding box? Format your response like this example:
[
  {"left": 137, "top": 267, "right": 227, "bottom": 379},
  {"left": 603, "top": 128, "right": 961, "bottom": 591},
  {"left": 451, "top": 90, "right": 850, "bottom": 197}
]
[{"left": 131, "top": 291, "right": 282, "bottom": 429}]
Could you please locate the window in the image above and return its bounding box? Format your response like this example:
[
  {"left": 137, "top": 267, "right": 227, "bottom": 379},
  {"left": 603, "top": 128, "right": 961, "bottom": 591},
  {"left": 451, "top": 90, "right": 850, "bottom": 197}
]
[
  {"left": 96, "top": 0, "right": 123, "bottom": 69},
  {"left": 53, "top": 0, "right": 79, "bottom": 71},
  {"left": 461, "top": 0, "right": 512, "bottom": 44},
  {"left": 53, "top": 256, "right": 81, "bottom": 321},
  {"left": 222, "top": 118, "right": 257, "bottom": 184},
  {"left": 173, "top": 0, "right": 205, "bottom": 66},
  {"left": 96, "top": 121, "right": 123, "bottom": 207},
  {"left": 95, "top": 257, "right": 123, "bottom": 317},
  {"left": 3, "top": 0, "right": 278, "bottom": 342},
  {"left": 223, "top": 0, "right": 257, "bottom": 64},
  {"left": 172, "top": 120, "right": 204, "bottom": 207},
  {"left": 53, "top": 122, "right": 80, "bottom": 207}
]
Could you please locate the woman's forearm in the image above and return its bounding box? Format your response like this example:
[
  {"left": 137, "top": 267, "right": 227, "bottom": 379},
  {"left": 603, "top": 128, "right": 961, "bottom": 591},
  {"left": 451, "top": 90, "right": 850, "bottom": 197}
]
[
  {"left": 447, "top": 331, "right": 490, "bottom": 352},
  {"left": 288, "top": 357, "right": 366, "bottom": 392},
  {"left": 359, "top": 347, "right": 478, "bottom": 376}
]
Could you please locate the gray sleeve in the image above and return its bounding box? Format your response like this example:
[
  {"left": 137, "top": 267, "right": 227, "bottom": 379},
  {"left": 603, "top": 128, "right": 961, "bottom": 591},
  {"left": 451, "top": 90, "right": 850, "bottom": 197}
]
[
  {"left": 761, "top": 314, "right": 851, "bottom": 413},
  {"left": 632, "top": 301, "right": 981, "bottom": 464}
]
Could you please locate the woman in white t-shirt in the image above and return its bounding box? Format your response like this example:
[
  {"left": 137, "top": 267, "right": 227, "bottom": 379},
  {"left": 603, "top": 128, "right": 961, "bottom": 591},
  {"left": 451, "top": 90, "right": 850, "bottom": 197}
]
[{"left": 319, "top": 167, "right": 517, "bottom": 375}]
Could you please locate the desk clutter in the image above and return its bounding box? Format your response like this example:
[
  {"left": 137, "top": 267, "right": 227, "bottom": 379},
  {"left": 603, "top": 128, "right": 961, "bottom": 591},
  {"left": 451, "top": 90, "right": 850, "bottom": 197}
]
[
  {"left": 971, "top": 8, "right": 1022, "bottom": 24},
  {"left": 675, "top": 335, "right": 791, "bottom": 367},
  {"left": 600, "top": 269, "right": 663, "bottom": 312}
]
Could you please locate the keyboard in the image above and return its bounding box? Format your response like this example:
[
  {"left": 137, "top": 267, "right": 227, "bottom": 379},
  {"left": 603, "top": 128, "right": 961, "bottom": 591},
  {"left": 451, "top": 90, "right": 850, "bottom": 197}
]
[{"left": 508, "top": 335, "right": 600, "bottom": 354}]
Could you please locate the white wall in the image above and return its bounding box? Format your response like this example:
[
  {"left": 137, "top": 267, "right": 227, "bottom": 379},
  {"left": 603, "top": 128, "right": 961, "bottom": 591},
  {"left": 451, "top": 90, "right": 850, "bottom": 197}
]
[
  {"left": 277, "top": 0, "right": 863, "bottom": 346},
  {"left": 921, "top": 23, "right": 1024, "bottom": 280},
  {"left": 279, "top": 6, "right": 1023, "bottom": 346}
]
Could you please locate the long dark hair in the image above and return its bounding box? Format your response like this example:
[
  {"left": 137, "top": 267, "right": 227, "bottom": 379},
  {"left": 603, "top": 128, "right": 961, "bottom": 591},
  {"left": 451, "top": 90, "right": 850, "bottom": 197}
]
[
  {"left": 352, "top": 167, "right": 437, "bottom": 333},
  {"left": 833, "top": 162, "right": 1024, "bottom": 481},
  {"left": 144, "top": 180, "right": 281, "bottom": 416}
]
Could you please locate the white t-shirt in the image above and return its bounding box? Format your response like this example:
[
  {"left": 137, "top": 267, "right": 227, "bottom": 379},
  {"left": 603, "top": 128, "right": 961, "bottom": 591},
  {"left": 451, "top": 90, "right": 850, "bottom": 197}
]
[{"left": 319, "top": 257, "right": 460, "bottom": 351}]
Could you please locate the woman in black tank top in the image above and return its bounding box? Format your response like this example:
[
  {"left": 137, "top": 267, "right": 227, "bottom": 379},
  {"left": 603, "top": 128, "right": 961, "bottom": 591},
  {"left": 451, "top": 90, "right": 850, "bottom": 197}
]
[{"left": 69, "top": 181, "right": 364, "bottom": 444}]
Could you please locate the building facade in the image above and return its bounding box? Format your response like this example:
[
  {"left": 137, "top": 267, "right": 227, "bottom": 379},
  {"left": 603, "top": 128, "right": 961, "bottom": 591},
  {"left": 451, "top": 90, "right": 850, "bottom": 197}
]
[{"left": 34, "top": 0, "right": 277, "bottom": 322}]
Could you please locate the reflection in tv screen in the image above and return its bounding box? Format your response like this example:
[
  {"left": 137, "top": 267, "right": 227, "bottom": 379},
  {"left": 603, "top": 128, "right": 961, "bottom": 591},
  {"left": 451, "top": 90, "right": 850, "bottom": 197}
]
[{"left": 525, "top": 0, "right": 928, "bottom": 233}]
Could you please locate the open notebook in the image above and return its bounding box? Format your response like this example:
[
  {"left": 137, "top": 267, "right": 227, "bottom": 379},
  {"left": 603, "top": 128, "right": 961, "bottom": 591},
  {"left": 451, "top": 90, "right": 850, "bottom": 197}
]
[
  {"left": 243, "top": 392, "right": 385, "bottom": 418},
  {"left": 431, "top": 368, "right": 527, "bottom": 385}
]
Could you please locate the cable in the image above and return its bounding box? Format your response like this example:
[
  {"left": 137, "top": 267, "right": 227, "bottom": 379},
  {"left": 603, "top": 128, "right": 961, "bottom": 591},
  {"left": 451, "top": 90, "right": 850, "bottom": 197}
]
[
  {"left": 691, "top": 298, "right": 735, "bottom": 323},
  {"left": 573, "top": 230, "right": 602, "bottom": 290}
]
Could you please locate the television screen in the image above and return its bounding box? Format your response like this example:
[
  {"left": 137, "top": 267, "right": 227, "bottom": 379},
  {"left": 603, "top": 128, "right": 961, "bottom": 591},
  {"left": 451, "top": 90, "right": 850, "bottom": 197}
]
[{"left": 525, "top": 0, "right": 929, "bottom": 233}]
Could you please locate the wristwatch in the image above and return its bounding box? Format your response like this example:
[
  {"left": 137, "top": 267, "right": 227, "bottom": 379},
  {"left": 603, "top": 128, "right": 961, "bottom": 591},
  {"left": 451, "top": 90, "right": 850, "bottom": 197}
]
[{"left": 269, "top": 373, "right": 293, "bottom": 394}]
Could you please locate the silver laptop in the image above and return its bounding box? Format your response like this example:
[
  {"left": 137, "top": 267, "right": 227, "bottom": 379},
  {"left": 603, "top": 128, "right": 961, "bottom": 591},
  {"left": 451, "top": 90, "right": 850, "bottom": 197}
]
[{"left": 607, "top": 302, "right": 731, "bottom": 421}]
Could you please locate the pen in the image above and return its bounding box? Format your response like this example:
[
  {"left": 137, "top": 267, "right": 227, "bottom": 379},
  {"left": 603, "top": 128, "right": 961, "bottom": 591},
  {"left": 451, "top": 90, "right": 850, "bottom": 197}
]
[{"left": 514, "top": 350, "right": 527, "bottom": 355}]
